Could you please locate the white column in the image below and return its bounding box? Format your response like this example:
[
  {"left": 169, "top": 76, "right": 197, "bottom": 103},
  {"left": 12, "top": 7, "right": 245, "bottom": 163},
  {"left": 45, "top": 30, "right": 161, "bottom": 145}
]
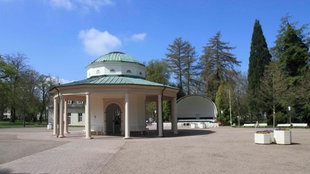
[
  {"left": 64, "top": 100, "right": 69, "bottom": 134},
  {"left": 85, "top": 93, "right": 92, "bottom": 139},
  {"left": 158, "top": 94, "right": 163, "bottom": 137},
  {"left": 53, "top": 97, "right": 57, "bottom": 136},
  {"left": 124, "top": 93, "right": 130, "bottom": 139},
  {"left": 171, "top": 97, "right": 178, "bottom": 135},
  {"left": 59, "top": 95, "right": 64, "bottom": 138}
]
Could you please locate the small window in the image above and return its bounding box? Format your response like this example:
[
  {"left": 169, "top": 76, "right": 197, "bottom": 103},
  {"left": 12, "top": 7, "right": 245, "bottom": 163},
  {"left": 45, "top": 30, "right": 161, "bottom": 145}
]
[
  {"left": 78, "top": 113, "right": 83, "bottom": 122},
  {"left": 110, "top": 69, "right": 115, "bottom": 72},
  {"left": 139, "top": 72, "right": 142, "bottom": 75},
  {"left": 127, "top": 70, "right": 132, "bottom": 73},
  {"left": 96, "top": 70, "right": 100, "bottom": 74}
]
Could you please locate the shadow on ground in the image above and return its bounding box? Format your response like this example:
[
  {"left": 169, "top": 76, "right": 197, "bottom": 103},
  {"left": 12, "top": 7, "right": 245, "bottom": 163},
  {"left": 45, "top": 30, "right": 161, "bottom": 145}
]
[
  {"left": 0, "top": 168, "right": 12, "bottom": 174},
  {"left": 130, "top": 129, "right": 215, "bottom": 138}
]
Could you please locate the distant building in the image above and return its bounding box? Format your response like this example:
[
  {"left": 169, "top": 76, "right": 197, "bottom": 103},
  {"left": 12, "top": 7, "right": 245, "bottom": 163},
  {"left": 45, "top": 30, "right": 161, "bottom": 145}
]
[{"left": 49, "top": 52, "right": 179, "bottom": 139}]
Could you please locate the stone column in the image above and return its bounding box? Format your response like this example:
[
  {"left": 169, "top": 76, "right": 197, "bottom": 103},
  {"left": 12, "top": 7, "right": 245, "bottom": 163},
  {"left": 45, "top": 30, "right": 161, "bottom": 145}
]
[
  {"left": 124, "top": 93, "right": 130, "bottom": 139},
  {"left": 85, "top": 93, "right": 92, "bottom": 139},
  {"left": 171, "top": 97, "right": 178, "bottom": 135},
  {"left": 64, "top": 100, "right": 69, "bottom": 134},
  {"left": 58, "top": 95, "right": 64, "bottom": 138},
  {"left": 158, "top": 94, "right": 163, "bottom": 137},
  {"left": 53, "top": 97, "right": 57, "bottom": 136}
]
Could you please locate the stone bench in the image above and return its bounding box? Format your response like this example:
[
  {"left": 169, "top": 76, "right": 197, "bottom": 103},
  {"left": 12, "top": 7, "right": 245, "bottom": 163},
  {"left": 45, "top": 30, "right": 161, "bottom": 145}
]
[
  {"left": 243, "top": 123, "right": 255, "bottom": 127},
  {"left": 277, "top": 123, "right": 291, "bottom": 127},
  {"left": 292, "top": 123, "right": 308, "bottom": 128}
]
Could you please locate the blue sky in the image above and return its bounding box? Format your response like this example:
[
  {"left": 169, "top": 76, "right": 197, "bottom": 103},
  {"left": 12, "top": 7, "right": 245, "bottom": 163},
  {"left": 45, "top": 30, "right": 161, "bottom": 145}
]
[{"left": 1, "top": 0, "right": 309, "bottom": 82}]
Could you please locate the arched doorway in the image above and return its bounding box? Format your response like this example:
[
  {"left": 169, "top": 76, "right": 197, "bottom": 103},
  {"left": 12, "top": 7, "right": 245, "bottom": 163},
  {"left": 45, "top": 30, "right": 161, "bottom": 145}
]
[{"left": 106, "top": 104, "right": 122, "bottom": 135}]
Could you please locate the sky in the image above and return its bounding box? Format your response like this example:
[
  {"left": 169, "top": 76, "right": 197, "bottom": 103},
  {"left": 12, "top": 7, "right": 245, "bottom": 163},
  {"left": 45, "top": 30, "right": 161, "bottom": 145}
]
[{"left": 1, "top": 0, "right": 309, "bottom": 82}]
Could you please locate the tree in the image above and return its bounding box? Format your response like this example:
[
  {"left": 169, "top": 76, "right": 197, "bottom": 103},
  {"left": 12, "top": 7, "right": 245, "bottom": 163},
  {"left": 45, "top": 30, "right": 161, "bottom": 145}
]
[
  {"left": 4, "top": 53, "right": 29, "bottom": 122},
  {"left": 165, "top": 37, "right": 187, "bottom": 90},
  {"left": 0, "top": 56, "right": 17, "bottom": 120},
  {"left": 146, "top": 60, "right": 170, "bottom": 85},
  {"left": 234, "top": 72, "right": 248, "bottom": 124},
  {"left": 297, "top": 68, "right": 310, "bottom": 124},
  {"left": 258, "top": 61, "right": 289, "bottom": 126},
  {"left": 183, "top": 43, "right": 198, "bottom": 95},
  {"left": 37, "top": 75, "right": 56, "bottom": 122},
  {"left": 271, "top": 16, "right": 310, "bottom": 124},
  {"left": 247, "top": 19, "right": 272, "bottom": 117},
  {"left": 165, "top": 37, "right": 196, "bottom": 97},
  {"left": 145, "top": 60, "right": 172, "bottom": 122},
  {"left": 19, "top": 69, "right": 40, "bottom": 122},
  {"left": 200, "top": 31, "right": 241, "bottom": 101}
]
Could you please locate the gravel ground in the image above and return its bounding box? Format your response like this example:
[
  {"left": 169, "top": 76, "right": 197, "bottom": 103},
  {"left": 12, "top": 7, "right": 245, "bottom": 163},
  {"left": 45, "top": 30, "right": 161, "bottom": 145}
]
[
  {"left": 0, "top": 126, "right": 309, "bottom": 174},
  {"left": 102, "top": 127, "right": 310, "bottom": 174}
]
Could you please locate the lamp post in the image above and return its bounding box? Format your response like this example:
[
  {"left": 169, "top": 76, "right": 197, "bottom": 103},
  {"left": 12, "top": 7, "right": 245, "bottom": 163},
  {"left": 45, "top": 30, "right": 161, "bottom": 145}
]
[
  {"left": 229, "top": 89, "right": 232, "bottom": 127},
  {"left": 288, "top": 106, "right": 291, "bottom": 124}
]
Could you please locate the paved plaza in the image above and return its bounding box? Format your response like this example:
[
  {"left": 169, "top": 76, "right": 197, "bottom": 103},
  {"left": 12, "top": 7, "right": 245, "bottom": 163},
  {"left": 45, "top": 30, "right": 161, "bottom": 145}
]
[{"left": 0, "top": 126, "right": 310, "bottom": 174}]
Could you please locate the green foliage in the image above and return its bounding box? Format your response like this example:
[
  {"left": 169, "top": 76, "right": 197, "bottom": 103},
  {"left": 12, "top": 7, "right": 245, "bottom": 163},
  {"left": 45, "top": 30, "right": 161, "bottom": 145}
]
[
  {"left": 215, "top": 81, "right": 225, "bottom": 112},
  {"left": 266, "top": 16, "right": 310, "bottom": 124},
  {"left": 200, "top": 31, "right": 241, "bottom": 101},
  {"left": 0, "top": 54, "right": 56, "bottom": 122},
  {"left": 163, "top": 101, "right": 171, "bottom": 122},
  {"left": 247, "top": 19, "right": 272, "bottom": 116},
  {"left": 275, "top": 112, "right": 287, "bottom": 124},
  {"left": 217, "top": 109, "right": 230, "bottom": 126},
  {"left": 0, "top": 121, "right": 47, "bottom": 128},
  {"left": 146, "top": 60, "right": 170, "bottom": 84}
]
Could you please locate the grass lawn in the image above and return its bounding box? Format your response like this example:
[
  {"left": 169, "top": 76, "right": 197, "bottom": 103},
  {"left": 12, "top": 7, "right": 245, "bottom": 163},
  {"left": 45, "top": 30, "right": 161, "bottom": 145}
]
[{"left": 0, "top": 121, "right": 47, "bottom": 128}]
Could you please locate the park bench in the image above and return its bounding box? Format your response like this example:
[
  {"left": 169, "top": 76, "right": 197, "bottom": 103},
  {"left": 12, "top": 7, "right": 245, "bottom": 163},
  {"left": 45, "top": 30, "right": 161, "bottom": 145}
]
[
  {"left": 243, "top": 123, "right": 255, "bottom": 127},
  {"left": 291, "top": 123, "right": 308, "bottom": 128},
  {"left": 258, "top": 123, "right": 268, "bottom": 127},
  {"left": 277, "top": 123, "right": 291, "bottom": 127}
]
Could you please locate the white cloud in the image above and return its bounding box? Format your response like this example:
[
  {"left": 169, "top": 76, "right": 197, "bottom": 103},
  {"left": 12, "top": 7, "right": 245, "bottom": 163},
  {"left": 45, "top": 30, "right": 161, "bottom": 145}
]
[
  {"left": 131, "top": 33, "right": 147, "bottom": 41},
  {"left": 51, "top": 76, "right": 73, "bottom": 85},
  {"left": 79, "top": 28, "right": 122, "bottom": 56},
  {"left": 77, "top": 0, "right": 113, "bottom": 11},
  {"left": 49, "top": 0, "right": 113, "bottom": 11},
  {"left": 49, "top": 0, "right": 74, "bottom": 10}
]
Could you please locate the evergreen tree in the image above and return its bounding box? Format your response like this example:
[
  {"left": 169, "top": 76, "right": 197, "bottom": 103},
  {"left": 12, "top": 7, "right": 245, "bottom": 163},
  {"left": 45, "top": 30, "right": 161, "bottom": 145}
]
[
  {"left": 271, "top": 16, "right": 310, "bottom": 124},
  {"left": 200, "top": 32, "right": 241, "bottom": 101},
  {"left": 165, "top": 37, "right": 187, "bottom": 92},
  {"left": 247, "top": 19, "right": 272, "bottom": 117},
  {"left": 183, "top": 43, "right": 198, "bottom": 95},
  {"left": 165, "top": 37, "right": 197, "bottom": 96}
]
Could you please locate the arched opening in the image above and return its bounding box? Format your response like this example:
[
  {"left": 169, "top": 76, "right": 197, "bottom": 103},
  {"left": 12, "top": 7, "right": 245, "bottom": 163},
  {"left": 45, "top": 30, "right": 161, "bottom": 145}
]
[{"left": 106, "top": 104, "right": 122, "bottom": 135}]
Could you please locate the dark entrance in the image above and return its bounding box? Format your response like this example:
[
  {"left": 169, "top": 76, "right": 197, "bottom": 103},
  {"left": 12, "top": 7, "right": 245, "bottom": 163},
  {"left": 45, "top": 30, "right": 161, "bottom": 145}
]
[{"left": 106, "top": 104, "right": 122, "bottom": 135}]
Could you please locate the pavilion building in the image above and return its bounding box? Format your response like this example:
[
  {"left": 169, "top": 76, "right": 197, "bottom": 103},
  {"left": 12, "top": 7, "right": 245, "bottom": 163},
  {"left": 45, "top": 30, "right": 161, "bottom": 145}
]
[{"left": 49, "top": 52, "right": 179, "bottom": 139}]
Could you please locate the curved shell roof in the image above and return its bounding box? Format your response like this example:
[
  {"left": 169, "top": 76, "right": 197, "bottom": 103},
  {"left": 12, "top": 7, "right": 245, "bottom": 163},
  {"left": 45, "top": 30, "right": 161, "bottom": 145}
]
[{"left": 89, "top": 52, "right": 144, "bottom": 66}]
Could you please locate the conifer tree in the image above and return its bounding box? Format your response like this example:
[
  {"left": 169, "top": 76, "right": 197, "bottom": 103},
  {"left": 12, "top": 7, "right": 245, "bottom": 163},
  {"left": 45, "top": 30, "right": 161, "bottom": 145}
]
[
  {"left": 247, "top": 19, "right": 271, "bottom": 117},
  {"left": 165, "top": 37, "right": 196, "bottom": 97},
  {"left": 200, "top": 32, "right": 240, "bottom": 101},
  {"left": 271, "top": 16, "right": 310, "bottom": 123}
]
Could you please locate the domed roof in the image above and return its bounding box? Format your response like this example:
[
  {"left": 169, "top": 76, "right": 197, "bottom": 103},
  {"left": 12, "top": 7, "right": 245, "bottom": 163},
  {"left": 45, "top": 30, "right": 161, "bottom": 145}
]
[{"left": 89, "top": 52, "right": 144, "bottom": 66}]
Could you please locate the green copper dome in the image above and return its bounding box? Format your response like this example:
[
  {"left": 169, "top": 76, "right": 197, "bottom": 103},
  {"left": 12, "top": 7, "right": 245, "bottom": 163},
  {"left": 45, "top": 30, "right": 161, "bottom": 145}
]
[{"left": 89, "top": 52, "right": 144, "bottom": 66}]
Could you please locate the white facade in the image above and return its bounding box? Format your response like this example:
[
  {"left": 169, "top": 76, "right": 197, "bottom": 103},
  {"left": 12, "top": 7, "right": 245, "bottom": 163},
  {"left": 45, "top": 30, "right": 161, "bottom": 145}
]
[
  {"left": 50, "top": 52, "right": 178, "bottom": 139},
  {"left": 87, "top": 62, "right": 146, "bottom": 78},
  {"left": 177, "top": 95, "right": 218, "bottom": 121}
]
